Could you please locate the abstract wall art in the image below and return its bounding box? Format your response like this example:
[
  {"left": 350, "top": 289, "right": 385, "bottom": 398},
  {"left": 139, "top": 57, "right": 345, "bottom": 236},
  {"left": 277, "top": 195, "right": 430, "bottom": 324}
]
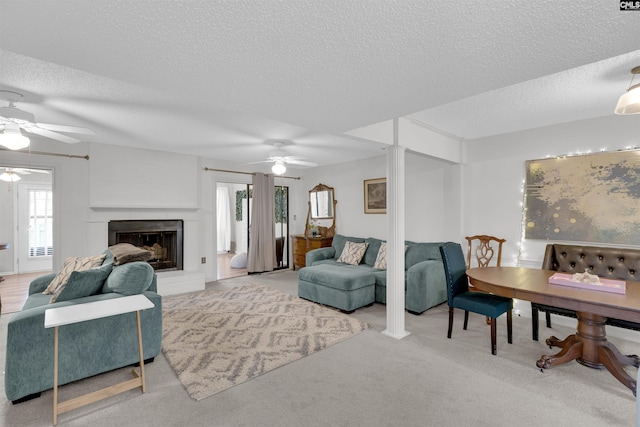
[{"left": 524, "top": 149, "right": 640, "bottom": 244}]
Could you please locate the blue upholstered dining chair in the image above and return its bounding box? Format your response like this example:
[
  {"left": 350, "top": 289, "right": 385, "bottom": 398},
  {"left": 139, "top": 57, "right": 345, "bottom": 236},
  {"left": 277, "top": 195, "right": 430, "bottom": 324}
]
[{"left": 440, "top": 242, "right": 513, "bottom": 355}]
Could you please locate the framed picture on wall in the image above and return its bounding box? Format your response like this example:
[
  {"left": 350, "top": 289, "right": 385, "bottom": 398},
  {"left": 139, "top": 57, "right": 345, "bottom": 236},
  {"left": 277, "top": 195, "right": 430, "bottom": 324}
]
[
  {"left": 364, "top": 178, "right": 386, "bottom": 214},
  {"left": 524, "top": 149, "right": 640, "bottom": 244}
]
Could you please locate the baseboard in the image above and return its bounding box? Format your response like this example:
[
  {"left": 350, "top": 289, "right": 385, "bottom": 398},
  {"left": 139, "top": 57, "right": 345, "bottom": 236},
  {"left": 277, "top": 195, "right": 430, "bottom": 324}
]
[{"left": 156, "top": 270, "right": 205, "bottom": 295}]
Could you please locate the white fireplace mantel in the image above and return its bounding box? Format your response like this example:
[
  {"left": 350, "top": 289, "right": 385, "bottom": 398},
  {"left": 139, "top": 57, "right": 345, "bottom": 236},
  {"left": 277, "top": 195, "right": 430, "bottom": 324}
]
[{"left": 86, "top": 207, "right": 205, "bottom": 296}]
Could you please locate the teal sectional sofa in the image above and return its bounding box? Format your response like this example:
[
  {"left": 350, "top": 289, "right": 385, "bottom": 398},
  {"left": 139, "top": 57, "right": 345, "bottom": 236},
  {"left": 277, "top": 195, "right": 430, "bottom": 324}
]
[
  {"left": 4, "top": 250, "right": 163, "bottom": 403},
  {"left": 298, "top": 234, "right": 448, "bottom": 314}
]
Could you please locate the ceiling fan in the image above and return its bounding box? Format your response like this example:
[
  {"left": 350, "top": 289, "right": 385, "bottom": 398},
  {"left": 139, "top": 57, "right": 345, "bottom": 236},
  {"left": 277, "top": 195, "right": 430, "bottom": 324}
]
[
  {"left": 0, "top": 167, "right": 50, "bottom": 182},
  {"left": 0, "top": 90, "right": 95, "bottom": 150},
  {"left": 247, "top": 141, "right": 318, "bottom": 175}
]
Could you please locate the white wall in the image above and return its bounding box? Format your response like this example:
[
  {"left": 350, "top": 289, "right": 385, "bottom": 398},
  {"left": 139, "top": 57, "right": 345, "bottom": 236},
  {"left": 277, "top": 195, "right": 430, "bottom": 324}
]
[
  {"left": 89, "top": 143, "right": 199, "bottom": 208},
  {"left": 299, "top": 151, "right": 457, "bottom": 243},
  {"left": 463, "top": 114, "right": 640, "bottom": 267}
]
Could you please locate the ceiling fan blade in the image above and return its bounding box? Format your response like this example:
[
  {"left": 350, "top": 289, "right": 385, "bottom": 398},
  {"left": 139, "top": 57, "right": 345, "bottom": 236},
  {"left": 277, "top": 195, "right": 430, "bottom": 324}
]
[
  {"left": 23, "top": 126, "right": 82, "bottom": 144},
  {"left": 245, "top": 160, "right": 273, "bottom": 165},
  {"left": 36, "top": 122, "right": 95, "bottom": 135},
  {"left": 286, "top": 159, "right": 318, "bottom": 167}
]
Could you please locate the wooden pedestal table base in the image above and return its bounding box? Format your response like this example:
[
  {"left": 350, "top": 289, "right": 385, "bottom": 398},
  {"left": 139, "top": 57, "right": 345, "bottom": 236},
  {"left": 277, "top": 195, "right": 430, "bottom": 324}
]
[
  {"left": 536, "top": 312, "right": 640, "bottom": 394},
  {"left": 45, "top": 295, "right": 154, "bottom": 425}
]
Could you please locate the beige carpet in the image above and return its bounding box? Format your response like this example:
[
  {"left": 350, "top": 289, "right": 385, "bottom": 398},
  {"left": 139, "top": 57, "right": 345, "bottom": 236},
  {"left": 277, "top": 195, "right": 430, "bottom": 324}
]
[{"left": 161, "top": 284, "right": 370, "bottom": 400}]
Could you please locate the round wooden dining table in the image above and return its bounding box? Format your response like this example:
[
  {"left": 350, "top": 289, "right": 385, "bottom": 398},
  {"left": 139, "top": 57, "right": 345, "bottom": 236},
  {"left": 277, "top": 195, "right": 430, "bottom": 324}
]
[{"left": 467, "top": 266, "right": 640, "bottom": 394}]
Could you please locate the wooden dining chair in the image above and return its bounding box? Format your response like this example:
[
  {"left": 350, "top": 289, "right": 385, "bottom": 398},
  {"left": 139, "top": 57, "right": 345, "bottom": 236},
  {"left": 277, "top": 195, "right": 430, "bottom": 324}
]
[
  {"left": 440, "top": 242, "right": 513, "bottom": 355},
  {"left": 465, "top": 235, "right": 506, "bottom": 268},
  {"left": 466, "top": 235, "right": 506, "bottom": 324}
]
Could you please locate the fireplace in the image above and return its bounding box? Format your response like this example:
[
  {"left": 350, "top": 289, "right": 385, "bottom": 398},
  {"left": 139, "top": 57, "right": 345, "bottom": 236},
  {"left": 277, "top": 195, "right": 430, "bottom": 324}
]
[{"left": 108, "top": 220, "right": 183, "bottom": 271}]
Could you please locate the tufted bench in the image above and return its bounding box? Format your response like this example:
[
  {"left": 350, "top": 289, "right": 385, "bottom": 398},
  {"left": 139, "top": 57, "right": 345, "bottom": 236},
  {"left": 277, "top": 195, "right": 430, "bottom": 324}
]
[{"left": 532, "top": 243, "right": 640, "bottom": 340}]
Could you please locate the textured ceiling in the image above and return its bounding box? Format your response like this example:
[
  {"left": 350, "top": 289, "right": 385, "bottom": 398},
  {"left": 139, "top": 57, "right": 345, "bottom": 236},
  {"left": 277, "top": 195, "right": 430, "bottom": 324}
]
[{"left": 1, "top": 1, "right": 639, "bottom": 168}]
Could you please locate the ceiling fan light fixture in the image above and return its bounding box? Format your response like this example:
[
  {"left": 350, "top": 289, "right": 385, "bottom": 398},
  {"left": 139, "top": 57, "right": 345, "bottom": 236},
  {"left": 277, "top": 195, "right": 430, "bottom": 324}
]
[
  {"left": 0, "top": 123, "right": 30, "bottom": 150},
  {"left": 0, "top": 171, "right": 21, "bottom": 182},
  {"left": 615, "top": 66, "right": 640, "bottom": 115},
  {"left": 271, "top": 160, "right": 286, "bottom": 175}
]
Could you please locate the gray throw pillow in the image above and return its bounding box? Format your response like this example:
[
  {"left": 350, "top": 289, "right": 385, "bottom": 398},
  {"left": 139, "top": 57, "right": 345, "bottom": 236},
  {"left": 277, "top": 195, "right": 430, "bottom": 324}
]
[{"left": 50, "top": 263, "right": 113, "bottom": 303}]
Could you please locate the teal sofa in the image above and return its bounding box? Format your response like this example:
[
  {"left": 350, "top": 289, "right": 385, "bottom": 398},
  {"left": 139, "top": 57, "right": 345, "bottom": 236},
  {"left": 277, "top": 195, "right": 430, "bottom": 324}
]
[
  {"left": 4, "top": 250, "right": 163, "bottom": 403},
  {"left": 298, "top": 234, "right": 448, "bottom": 314}
]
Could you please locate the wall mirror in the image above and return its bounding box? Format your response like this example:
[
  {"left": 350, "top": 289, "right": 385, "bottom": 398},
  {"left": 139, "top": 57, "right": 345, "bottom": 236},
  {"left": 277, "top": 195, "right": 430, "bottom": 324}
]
[
  {"left": 306, "top": 183, "right": 337, "bottom": 237},
  {"left": 309, "top": 186, "right": 334, "bottom": 219}
]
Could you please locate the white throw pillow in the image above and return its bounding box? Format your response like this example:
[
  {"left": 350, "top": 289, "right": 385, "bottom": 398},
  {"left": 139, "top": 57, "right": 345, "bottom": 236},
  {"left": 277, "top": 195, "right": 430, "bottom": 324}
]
[
  {"left": 373, "top": 242, "right": 388, "bottom": 270},
  {"left": 373, "top": 242, "right": 408, "bottom": 270},
  {"left": 336, "top": 241, "right": 368, "bottom": 265}
]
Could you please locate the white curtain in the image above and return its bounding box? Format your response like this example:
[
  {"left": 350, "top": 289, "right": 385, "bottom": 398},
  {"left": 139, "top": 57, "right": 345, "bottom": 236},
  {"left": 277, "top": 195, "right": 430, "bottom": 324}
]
[
  {"left": 216, "top": 186, "right": 231, "bottom": 252},
  {"left": 248, "top": 173, "right": 276, "bottom": 273}
]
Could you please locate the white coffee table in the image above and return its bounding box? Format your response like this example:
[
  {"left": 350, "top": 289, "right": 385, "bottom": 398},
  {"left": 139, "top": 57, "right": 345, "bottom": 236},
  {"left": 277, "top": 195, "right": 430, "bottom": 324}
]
[{"left": 44, "top": 294, "right": 154, "bottom": 425}]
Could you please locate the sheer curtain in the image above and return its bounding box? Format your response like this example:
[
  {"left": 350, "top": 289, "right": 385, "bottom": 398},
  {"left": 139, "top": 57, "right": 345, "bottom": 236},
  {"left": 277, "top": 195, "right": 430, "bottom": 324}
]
[
  {"left": 248, "top": 173, "right": 276, "bottom": 273},
  {"left": 216, "top": 186, "right": 231, "bottom": 252}
]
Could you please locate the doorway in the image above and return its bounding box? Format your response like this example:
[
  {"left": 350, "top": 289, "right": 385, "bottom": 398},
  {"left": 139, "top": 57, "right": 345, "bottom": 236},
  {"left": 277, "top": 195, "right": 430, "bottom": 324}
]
[
  {"left": 215, "top": 180, "right": 289, "bottom": 280},
  {"left": 0, "top": 167, "right": 53, "bottom": 275},
  {"left": 217, "top": 182, "right": 251, "bottom": 280},
  {"left": 17, "top": 183, "right": 54, "bottom": 273},
  {"left": 0, "top": 166, "right": 53, "bottom": 313}
]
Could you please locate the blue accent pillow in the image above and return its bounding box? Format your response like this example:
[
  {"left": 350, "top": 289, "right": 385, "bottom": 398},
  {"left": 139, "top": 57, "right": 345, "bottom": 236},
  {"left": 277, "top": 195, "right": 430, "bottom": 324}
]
[
  {"left": 102, "top": 262, "right": 154, "bottom": 295},
  {"left": 50, "top": 263, "right": 113, "bottom": 303}
]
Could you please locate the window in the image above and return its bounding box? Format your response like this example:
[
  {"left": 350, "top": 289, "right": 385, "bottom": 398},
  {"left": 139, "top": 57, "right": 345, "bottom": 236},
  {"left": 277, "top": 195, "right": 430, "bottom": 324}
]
[{"left": 28, "top": 189, "right": 53, "bottom": 257}]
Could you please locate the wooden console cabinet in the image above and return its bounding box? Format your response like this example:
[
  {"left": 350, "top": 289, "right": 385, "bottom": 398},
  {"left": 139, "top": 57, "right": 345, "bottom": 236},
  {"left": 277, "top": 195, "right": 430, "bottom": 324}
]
[{"left": 292, "top": 234, "right": 333, "bottom": 270}]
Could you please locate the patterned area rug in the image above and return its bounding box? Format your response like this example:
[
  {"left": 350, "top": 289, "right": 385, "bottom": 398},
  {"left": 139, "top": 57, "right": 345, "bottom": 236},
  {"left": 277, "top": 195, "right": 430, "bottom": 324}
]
[{"left": 162, "top": 284, "right": 370, "bottom": 401}]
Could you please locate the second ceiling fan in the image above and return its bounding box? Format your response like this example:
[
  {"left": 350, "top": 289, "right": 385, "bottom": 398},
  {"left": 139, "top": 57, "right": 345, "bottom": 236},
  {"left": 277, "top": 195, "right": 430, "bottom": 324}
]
[
  {"left": 0, "top": 167, "right": 50, "bottom": 182},
  {"left": 248, "top": 141, "right": 318, "bottom": 175}
]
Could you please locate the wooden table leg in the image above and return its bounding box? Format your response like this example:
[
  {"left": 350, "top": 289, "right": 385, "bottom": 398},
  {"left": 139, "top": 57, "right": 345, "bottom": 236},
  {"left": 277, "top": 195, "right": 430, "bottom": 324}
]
[
  {"left": 599, "top": 345, "right": 638, "bottom": 395},
  {"left": 53, "top": 326, "right": 59, "bottom": 426},
  {"left": 545, "top": 334, "right": 574, "bottom": 349},
  {"left": 537, "top": 312, "right": 638, "bottom": 394},
  {"left": 50, "top": 309, "right": 148, "bottom": 424},
  {"left": 537, "top": 334, "right": 582, "bottom": 369},
  {"left": 135, "top": 310, "right": 146, "bottom": 393}
]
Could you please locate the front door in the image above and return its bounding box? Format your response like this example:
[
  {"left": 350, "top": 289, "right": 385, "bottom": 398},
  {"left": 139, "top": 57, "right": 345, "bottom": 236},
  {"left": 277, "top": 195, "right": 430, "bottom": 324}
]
[{"left": 17, "top": 182, "right": 53, "bottom": 273}]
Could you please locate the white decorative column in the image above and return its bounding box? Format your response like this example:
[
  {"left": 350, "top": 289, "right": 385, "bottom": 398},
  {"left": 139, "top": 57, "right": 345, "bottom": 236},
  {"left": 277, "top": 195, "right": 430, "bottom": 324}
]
[{"left": 382, "top": 119, "right": 409, "bottom": 339}]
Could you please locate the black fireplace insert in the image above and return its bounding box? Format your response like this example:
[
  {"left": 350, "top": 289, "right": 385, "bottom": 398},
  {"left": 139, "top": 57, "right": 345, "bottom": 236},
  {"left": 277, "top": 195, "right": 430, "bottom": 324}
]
[{"left": 108, "top": 220, "right": 183, "bottom": 271}]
